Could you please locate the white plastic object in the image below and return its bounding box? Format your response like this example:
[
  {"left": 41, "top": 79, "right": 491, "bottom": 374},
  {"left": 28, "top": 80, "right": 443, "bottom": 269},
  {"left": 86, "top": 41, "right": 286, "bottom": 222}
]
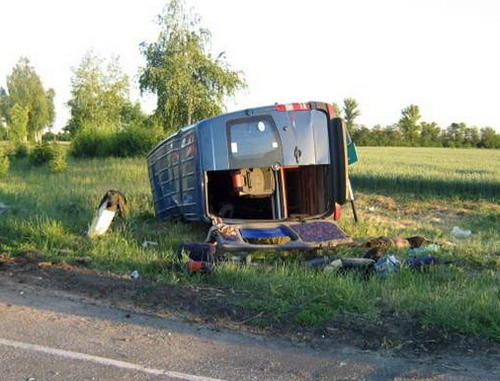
[
  {"left": 451, "top": 226, "right": 472, "bottom": 238},
  {"left": 87, "top": 203, "right": 116, "bottom": 238}
]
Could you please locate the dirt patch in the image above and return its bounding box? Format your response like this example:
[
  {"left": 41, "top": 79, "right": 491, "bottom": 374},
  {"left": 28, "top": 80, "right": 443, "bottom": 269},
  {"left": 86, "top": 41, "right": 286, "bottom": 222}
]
[{"left": 1, "top": 252, "right": 497, "bottom": 360}]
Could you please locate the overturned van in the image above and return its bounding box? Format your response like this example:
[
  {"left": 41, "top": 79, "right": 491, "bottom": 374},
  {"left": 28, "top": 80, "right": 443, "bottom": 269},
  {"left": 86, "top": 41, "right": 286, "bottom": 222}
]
[{"left": 147, "top": 101, "right": 357, "bottom": 251}]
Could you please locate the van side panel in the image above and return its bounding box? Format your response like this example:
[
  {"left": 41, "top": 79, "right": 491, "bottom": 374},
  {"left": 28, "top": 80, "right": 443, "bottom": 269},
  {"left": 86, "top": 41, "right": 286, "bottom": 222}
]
[
  {"left": 147, "top": 134, "right": 181, "bottom": 220},
  {"left": 148, "top": 127, "right": 205, "bottom": 221},
  {"left": 178, "top": 131, "right": 202, "bottom": 220}
]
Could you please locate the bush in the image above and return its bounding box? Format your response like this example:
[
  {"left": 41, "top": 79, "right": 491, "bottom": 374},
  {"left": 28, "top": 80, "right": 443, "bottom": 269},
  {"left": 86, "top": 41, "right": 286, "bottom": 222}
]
[
  {"left": 11, "top": 143, "right": 30, "bottom": 159},
  {"left": 48, "top": 145, "right": 68, "bottom": 173},
  {"left": 0, "top": 152, "right": 10, "bottom": 178},
  {"left": 29, "top": 142, "right": 57, "bottom": 166},
  {"left": 70, "top": 128, "right": 113, "bottom": 158},
  {"left": 111, "top": 127, "right": 160, "bottom": 157},
  {"left": 71, "top": 126, "right": 161, "bottom": 158},
  {"left": 43, "top": 131, "right": 72, "bottom": 142}
]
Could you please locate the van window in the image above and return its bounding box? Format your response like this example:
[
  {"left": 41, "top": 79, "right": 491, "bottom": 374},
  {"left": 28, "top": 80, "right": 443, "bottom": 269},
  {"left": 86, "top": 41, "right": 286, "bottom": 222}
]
[{"left": 228, "top": 116, "right": 282, "bottom": 168}]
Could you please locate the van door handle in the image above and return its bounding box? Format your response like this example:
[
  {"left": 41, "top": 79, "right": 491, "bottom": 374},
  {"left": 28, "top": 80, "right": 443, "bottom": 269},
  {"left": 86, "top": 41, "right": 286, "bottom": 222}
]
[{"left": 294, "top": 146, "right": 302, "bottom": 163}]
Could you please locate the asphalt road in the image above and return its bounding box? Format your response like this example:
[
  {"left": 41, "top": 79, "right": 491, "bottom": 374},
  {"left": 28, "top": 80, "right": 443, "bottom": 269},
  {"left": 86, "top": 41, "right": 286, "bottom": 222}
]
[{"left": 0, "top": 273, "right": 498, "bottom": 381}]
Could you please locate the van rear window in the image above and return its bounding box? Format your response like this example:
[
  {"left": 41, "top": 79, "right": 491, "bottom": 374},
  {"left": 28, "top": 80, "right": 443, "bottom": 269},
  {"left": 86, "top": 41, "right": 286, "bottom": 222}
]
[{"left": 228, "top": 116, "right": 282, "bottom": 167}]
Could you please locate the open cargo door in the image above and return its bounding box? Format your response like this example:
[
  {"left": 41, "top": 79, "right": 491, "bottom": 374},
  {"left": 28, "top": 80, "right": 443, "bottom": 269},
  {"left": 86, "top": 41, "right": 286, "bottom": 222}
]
[
  {"left": 210, "top": 218, "right": 351, "bottom": 252},
  {"left": 208, "top": 112, "right": 352, "bottom": 252}
]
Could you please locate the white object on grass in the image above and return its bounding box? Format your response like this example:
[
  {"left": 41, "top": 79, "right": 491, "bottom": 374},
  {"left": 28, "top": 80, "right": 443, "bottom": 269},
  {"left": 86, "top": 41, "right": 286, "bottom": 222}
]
[
  {"left": 87, "top": 203, "right": 116, "bottom": 238},
  {"left": 451, "top": 226, "right": 472, "bottom": 238},
  {"left": 130, "top": 270, "right": 139, "bottom": 279},
  {"left": 141, "top": 241, "right": 159, "bottom": 248}
]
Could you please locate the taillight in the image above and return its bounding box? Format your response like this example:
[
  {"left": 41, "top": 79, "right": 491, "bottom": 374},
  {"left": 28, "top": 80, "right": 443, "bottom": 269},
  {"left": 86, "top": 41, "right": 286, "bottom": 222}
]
[
  {"left": 333, "top": 202, "right": 342, "bottom": 221},
  {"left": 327, "top": 103, "right": 336, "bottom": 117},
  {"left": 275, "top": 103, "right": 310, "bottom": 112}
]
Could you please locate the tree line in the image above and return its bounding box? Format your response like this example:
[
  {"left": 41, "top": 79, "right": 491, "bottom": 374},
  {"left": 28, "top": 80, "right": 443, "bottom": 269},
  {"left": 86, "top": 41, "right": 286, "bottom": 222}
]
[
  {"left": 0, "top": 0, "right": 245, "bottom": 158},
  {"left": 340, "top": 98, "right": 499, "bottom": 148},
  {"left": 1, "top": 0, "right": 499, "bottom": 155}
]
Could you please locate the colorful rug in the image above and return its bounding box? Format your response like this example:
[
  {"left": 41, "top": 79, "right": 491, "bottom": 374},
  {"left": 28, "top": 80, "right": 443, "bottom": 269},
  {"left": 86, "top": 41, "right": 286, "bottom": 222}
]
[{"left": 290, "top": 221, "right": 348, "bottom": 242}]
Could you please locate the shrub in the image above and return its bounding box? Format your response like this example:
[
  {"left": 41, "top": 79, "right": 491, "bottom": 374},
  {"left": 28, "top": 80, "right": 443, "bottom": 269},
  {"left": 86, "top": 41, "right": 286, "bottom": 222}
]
[
  {"left": 111, "top": 127, "right": 159, "bottom": 157},
  {"left": 71, "top": 125, "right": 160, "bottom": 158},
  {"left": 0, "top": 151, "right": 10, "bottom": 177},
  {"left": 70, "top": 128, "right": 115, "bottom": 158},
  {"left": 43, "top": 131, "right": 72, "bottom": 142},
  {"left": 11, "top": 143, "right": 30, "bottom": 159},
  {"left": 29, "top": 142, "right": 57, "bottom": 166},
  {"left": 48, "top": 144, "right": 68, "bottom": 173}
]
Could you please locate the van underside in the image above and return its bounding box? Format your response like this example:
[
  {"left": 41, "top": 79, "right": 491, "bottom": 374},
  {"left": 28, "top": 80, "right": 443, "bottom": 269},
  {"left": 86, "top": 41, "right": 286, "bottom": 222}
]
[{"left": 206, "top": 165, "right": 332, "bottom": 221}]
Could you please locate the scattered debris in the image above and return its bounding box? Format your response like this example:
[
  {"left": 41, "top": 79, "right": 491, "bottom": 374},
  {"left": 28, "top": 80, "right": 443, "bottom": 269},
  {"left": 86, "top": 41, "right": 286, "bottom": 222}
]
[
  {"left": 0, "top": 253, "right": 15, "bottom": 267},
  {"left": 408, "top": 256, "right": 440, "bottom": 271},
  {"left": 364, "top": 247, "right": 384, "bottom": 262},
  {"left": 206, "top": 216, "right": 240, "bottom": 242},
  {"left": 37, "top": 262, "right": 53, "bottom": 268},
  {"left": 74, "top": 256, "right": 93, "bottom": 266},
  {"left": 304, "top": 256, "right": 331, "bottom": 269},
  {"left": 406, "top": 236, "right": 431, "bottom": 248},
  {"left": 130, "top": 270, "right": 140, "bottom": 280},
  {"left": 186, "top": 260, "right": 213, "bottom": 273},
  {"left": 340, "top": 258, "right": 376, "bottom": 269},
  {"left": 451, "top": 226, "right": 472, "bottom": 238},
  {"left": 324, "top": 258, "right": 375, "bottom": 277},
  {"left": 373, "top": 255, "right": 400, "bottom": 278},
  {"left": 87, "top": 190, "right": 127, "bottom": 238},
  {"left": 180, "top": 242, "right": 216, "bottom": 262},
  {"left": 365, "top": 235, "right": 429, "bottom": 250},
  {"left": 142, "top": 240, "right": 159, "bottom": 249},
  {"left": 407, "top": 243, "right": 440, "bottom": 257},
  {"left": 99, "top": 189, "right": 128, "bottom": 217}
]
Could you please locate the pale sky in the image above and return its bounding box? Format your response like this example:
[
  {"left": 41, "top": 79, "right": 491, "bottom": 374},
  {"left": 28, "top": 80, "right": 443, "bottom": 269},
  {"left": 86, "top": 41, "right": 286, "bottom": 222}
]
[{"left": 1, "top": 0, "right": 499, "bottom": 132}]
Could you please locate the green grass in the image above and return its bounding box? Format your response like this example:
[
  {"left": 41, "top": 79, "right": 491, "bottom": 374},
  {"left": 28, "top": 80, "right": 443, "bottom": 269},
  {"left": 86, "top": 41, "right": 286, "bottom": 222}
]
[
  {"left": 0, "top": 149, "right": 499, "bottom": 341},
  {"left": 350, "top": 147, "right": 500, "bottom": 199}
]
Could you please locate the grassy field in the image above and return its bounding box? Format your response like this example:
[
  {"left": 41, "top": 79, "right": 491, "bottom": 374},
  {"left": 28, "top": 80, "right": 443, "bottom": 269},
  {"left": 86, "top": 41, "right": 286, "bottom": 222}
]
[
  {"left": 350, "top": 147, "right": 499, "bottom": 199},
  {"left": 0, "top": 147, "right": 499, "bottom": 342}
]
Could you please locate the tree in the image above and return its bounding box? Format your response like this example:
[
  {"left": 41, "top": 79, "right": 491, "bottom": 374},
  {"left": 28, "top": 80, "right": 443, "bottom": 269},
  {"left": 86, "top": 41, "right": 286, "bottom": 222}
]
[
  {"left": 443, "top": 122, "right": 467, "bottom": 147},
  {"left": 0, "top": 87, "right": 8, "bottom": 139},
  {"left": 5, "top": 57, "right": 55, "bottom": 142},
  {"left": 479, "top": 127, "right": 500, "bottom": 148},
  {"left": 342, "top": 98, "right": 360, "bottom": 130},
  {"left": 139, "top": 0, "right": 246, "bottom": 133},
  {"left": 464, "top": 126, "right": 480, "bottom": 147},
  {"left": 8, "top": 103, "right": 29, "bottom": 144},
  {"left": 66, "top": 51, "right": 130, "bottom": 134},
  {"left": 398, "top": 104, "right": 421, "bottom": 145},
  {"left": 330, "top": 102, "right": 342, "bottom": 118},
  {"left": 383, "top": 124, "right": 404, "bottom": 146},
  {"left": 350, "top": 125, "right": 371, "bottom": 146},
  {"left": 420, "top": 121, "right": 442, "bottom": 147},
  {"left": 120, "top": 101, "right": 147, "bottom": 129}
]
